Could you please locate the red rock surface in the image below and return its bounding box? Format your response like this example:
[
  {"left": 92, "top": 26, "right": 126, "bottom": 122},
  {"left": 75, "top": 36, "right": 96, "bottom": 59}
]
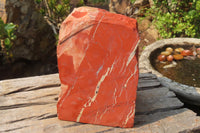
[{"left": 57, "top": 6, "right": 139, "bottom": 128}]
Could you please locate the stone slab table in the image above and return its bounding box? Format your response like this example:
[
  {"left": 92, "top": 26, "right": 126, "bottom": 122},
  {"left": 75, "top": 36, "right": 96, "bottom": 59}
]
[{"left": 0, "top": 73, "right": 200, "bottom": 133}]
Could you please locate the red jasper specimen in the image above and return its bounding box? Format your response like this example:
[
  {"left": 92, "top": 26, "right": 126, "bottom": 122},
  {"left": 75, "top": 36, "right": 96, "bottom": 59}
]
[
  {"left": 181, "top": 50, "right": 192, "bottom": 56},
  {"left": 158, "top": 55, "right": 166, "bottom": 61},
  {"left": 57, "top": 6, "right": 139, "bottom": 128},
  {"left": 167, "top": 55, "right": 173, "bottom": 61}
]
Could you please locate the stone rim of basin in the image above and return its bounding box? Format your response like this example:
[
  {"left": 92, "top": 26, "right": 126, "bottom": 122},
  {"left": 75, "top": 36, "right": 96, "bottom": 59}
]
[{"left": 139, "top": 38, "right": 200, "bottom": 106}]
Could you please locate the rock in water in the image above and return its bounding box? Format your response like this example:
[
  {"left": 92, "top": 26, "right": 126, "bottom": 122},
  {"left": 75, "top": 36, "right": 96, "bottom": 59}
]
[{"left": 57, "top": 7, "right": 139, "bottom": 128}]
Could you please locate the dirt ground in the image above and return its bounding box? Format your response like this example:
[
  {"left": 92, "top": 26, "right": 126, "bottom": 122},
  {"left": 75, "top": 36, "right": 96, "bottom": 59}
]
[
  {"left": 137, "top": 17, "right": 158, "bottom": 57},
  {"left": 138, "top": 31, "right": 157, "bottom": 57}
]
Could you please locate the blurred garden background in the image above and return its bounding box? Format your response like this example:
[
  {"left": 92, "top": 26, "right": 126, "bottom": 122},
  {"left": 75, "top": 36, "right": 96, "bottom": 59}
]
[{"left": 0, "top": 0, "right": 200, "bottom": 80}]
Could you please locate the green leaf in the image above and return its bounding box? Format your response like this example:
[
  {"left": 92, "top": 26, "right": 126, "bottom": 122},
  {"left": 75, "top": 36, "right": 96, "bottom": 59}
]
[
  {"left": 196, "top": 2, "right": 200, "bottom": 11},
  {"left": 10, "top": 35, "right": 16, "bottom": 40},
  {"left": 49, "top": 0, "right": 56, "bottom": 9},
  {"left": 4, "top": 38, "right": 12, "bottom": 50},
  {"left": 40, "top": 9, "right": 45, "bottom": 15},
  {"left": 130, "top": 0, "right": 136, "bottom": 4},
  {"left": 63, "top": 0, "right": 70, "bottom": 4},
  {"left": 188, "top": 10, "right": 196, "bottom": 16},
  {"left": 56, "top": 4, "right": 63, "bottom": 13},
  {"left": 4, "top": 38, "right": 11, "bottom": 46},
  {"left": 35, "top": 0, "right": 42, "bottom": 4},
  {"left": 4, "top": 23, "right": 16, "bottom": 31}
]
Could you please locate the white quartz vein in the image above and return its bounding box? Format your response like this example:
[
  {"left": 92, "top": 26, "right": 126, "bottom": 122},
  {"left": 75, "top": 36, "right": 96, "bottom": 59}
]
[
  {"left": 92, "top": 13, "right": 105, "bottom": 39},
  {"left": 59, "top": 78, "right": 77, "bottom": 108},
  {"left": 119, "top": 61, "right": 126, "bottom": 74},
  {"left": 123, "top": 104, "right": 135, "bottom": 127},
  {"left": 100, "top": 107, "right": 109, "bottom": 120},
  {"left": 96, "top": 65, "right": 103, "bottom": 76},
  {"left": 94, "top": 111, "right": 99, "bottom": 123},
  {"left": 76, "top": 107, "right": 85, "bottom": 122},
  {"left": 92, "top": 67, "right": 111, "bottom": 102},
  {"left": 118, "top": 63, "right": 138, "bottom": 97},
  {"left": 76, "top": 67, "right": 111, "bottom": 122},
  {"left": 124, "top": 63, "right": 138, "bottom": 88},
  {"left": 113, "top": 88, "right": 117, "bottom": 105},
  {"left": 126, "top": 39, "right": 140, "bottom": 67},
  {"left": 110, "top": 59, "right": 116, "bottom": 73}
]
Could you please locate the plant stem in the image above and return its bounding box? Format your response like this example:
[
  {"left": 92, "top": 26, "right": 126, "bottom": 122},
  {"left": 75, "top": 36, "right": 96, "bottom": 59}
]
[{"left": 44, "top": 0, "right": 51, "bottom": 18}]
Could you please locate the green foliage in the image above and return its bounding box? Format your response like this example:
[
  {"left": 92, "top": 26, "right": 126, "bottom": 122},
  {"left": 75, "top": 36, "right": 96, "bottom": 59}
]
[
  {"left": 77, "top": 0, "right": 85, "bottom": 6},
  {"left": 145, "top": 0, "right": 200, "bottom": 38},
  {"left": 89, "top": 0, "right": 106, "bottom": 4},
  {"left": 35, "top": 0, "right": 71, "bottom": 33},
  {"left": 35, "top": 0, "right": 109, "bottom": 34},
  {"left": 130, "top": 0, "right": 136, "bottom": 4},
  {"left": 48, "top": 0, "right": 70, "bottom": 20},
  {"left": 0, "top": 17, "right": 17, "bottom": 60}
]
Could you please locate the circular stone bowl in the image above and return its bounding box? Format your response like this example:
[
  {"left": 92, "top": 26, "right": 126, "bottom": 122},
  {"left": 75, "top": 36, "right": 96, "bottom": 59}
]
[{"left": 139, "top": 38, "right": 200, "bottom": 106}]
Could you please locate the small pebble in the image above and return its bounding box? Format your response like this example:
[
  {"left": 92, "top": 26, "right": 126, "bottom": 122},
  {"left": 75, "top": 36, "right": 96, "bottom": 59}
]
[
  {"left": 161, "top": 51, "right": 171, "bottom": 56},
  {"left": 166, "top": 47, "right": 173, "bottom": 53},
  {"left": 173, "top": 54, "right": 184, "bottom": 60},
  {"left": 181, "top": 50, "right": 192, "bottom": 56},
  {"left": 158, "top": 54, "right": 166, "bottom": 61},
  {"left": 175, "top": 48, "right": 184, "bottom": 53},
  {"left": 167, "top": 55, "right": 173, "bottom": 61}
]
